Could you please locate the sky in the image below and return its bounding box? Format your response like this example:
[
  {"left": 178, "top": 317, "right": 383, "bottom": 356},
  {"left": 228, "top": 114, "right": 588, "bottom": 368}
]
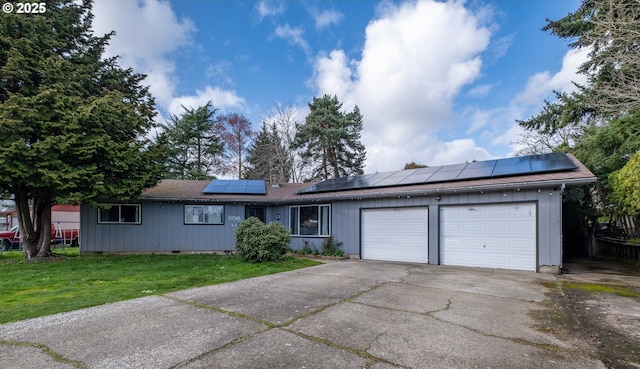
[{"left": 91, "top": 0, "right": 588, "bottom": 175}]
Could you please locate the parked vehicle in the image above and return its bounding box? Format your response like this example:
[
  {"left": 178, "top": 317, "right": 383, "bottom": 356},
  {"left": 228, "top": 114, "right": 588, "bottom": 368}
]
[{"left": 0, "top": 224, "right": 79, "bottom": 250}]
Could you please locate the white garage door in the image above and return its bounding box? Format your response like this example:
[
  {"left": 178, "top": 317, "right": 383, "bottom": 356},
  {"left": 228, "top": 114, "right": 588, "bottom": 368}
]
[
  {"left": 361, "top": 207, "right": 428, "bottom": 263},
  {"left": 440, "top": 203, "right": 536, "bottom": 271}
]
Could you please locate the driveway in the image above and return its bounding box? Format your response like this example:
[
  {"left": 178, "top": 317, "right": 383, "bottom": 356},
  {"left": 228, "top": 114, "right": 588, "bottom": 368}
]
[{"left": 0, "top": 260, "right": 608, "bottom": 369}]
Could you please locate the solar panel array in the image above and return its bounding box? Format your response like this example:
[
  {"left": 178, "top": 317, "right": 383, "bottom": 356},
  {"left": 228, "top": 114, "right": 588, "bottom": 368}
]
[
  {"left": 203, "top": 180, "right": 267, "bottom": 195},
  {"left": 297, "top": 152, "right": 577, "bottom": 195}
]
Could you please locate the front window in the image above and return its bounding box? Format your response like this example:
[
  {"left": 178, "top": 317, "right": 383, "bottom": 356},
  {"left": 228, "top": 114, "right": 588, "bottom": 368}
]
[
  {"left": 289, "top": 205, "right": 330, "bottom": 236},
  {"left": 185, "top": 205, "right": 224, "bottom": 224},
  {"left": 98, "top": 204, "right": 141, "bottom": 224}
]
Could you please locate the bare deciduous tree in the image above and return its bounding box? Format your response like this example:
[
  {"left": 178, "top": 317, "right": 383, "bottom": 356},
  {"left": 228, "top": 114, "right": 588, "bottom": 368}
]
[
  {"left": 261, "top": 104, "right": 312, "bottom": 182},
  {"left": 217, "top": 113, "right": 255, "bottom": 179}
]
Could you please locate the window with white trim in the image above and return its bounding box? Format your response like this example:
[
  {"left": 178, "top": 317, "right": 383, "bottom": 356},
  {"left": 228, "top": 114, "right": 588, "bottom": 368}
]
[
  {"left": 185, "top": 205, "right": 224, "bottom": 225},
  {"left": 289, "top": 205, "right": 330, "bottom": 236},
  {"left": 98, "top": 204, "right": 141, "bottom": 224}
]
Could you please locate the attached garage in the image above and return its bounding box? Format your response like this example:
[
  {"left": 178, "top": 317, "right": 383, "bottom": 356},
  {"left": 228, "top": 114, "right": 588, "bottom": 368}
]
[
  {"left": 439, "top": 203, "right": 537, "bottom": 271},
  {"left": 361, "top": 207, "right": 428, "bottom": 263}
]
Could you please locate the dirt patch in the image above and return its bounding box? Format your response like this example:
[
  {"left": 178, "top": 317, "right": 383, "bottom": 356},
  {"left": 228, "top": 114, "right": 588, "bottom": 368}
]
[
  {"left": 534, "top": 286, "right": 640, "bottom": 368},
  {"left": 538, "top": 258, "right": 640, "bottom": 368},
  {"left": 559, "top": 287, "right": 640, "bottom": 369}
]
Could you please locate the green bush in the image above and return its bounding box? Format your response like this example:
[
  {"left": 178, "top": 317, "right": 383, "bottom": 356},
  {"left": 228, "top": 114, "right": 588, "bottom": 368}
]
[
  {"left": 235, "top": 217, "right": 291, "bottom": 263},
  {"left": 321, "top": 235, "right": 345, "bottom": 257}
]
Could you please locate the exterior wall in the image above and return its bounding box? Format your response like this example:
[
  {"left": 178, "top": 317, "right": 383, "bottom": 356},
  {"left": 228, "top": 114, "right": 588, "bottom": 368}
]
[
  {"left": 80, "top": 186, "right": 563, "bottom": 270},
  {"left": 81, "top": 202, "right": 245, "bottom": 253},
  {"left": 286, "top": 187, "right": 563, "bottom": 270}
]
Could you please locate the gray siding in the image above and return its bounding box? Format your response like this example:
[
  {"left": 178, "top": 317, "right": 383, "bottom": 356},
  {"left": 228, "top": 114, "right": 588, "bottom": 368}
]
[
  {"left": 80, "top": 186, "right": 563, "bottom": 270},
  {"left": 81, "top": 202, "right": 244, "bottom": 253}
]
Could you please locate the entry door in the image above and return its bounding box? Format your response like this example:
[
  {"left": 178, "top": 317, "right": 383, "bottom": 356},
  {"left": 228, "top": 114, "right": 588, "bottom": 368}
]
[
  {"left": 361, "top": 207, "right": 429, "bottom": 263},
  {"left": 245, "top": 206, "right": 266, "bottom": 222},
  {"left": 440, "top": 203, "right": 536, "bottom": 271}
]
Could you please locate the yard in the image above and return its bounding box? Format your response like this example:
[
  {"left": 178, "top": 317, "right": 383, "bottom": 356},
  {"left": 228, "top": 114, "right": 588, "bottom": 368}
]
[{"left": 0, "top": 249, "right": 320, "bottom": 324}]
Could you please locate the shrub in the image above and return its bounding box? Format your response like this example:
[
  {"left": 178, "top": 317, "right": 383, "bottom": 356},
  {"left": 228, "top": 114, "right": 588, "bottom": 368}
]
[
  {"left": 321, "top": 235, "right": 345, "bottom": 257},
  {"left": 297, "top": 240, "right": 313, "bottom": 255},
  {"left": 234, "top": 217, "right": 291, "bottom": 263}
]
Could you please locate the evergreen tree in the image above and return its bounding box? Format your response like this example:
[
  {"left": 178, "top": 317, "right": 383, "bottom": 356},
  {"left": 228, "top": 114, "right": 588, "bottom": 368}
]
[
  {"left": 161, "top": 103, "right": 223, "bottom": 179},
  {"left": 294, "top": 95, "right": 366, "bottom": 180},
  {"left": 516, "top": 0, "right": 640, "bottom": 254},
  {"left": 0, "top": 0, "right": 165, "bottom": 259},
  {"left": 403, "top": 162, "right": 428, "bottom": 170},
  {"left": 610, "top": 151, "right": 640, "bottom": 220},
  {"left": 544, "top": 0, "right": 640, "bottom": 114},
  {"left": 245, "top": 122, "right": 291, "bottom": 182}
]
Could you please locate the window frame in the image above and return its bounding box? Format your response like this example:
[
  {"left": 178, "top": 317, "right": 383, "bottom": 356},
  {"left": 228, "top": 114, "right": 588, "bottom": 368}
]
[
  {"left": 97, "top": 204, "right": 141, "bottom": 224},
  {"left": 184, "top": 204, "right": 225, "bottom": 225},
  {"left": 289, "top": 204, "right": 331, "bottom": 237}
]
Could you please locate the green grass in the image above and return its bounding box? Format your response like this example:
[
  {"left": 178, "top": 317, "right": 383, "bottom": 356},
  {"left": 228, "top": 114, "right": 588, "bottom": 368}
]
[
  {"left": 562, "top": 282, "right": 640, "bottom": 298},
  {"left": 0, "top": 249, "right": 321, "bottom": 324}
]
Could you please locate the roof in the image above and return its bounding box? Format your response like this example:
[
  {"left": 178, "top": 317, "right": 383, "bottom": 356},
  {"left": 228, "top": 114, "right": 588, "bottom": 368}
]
[
  {"left": 298, "top": 152, "right": 579, "bottom": 194},
  {"left": 139, "top": 153, "right": 596, "bottom": 204}
]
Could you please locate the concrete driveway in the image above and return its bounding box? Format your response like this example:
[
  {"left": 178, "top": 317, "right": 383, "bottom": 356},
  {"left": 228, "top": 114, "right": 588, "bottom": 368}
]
[{"left": 0, "top": 260, "right": 607, "bottom": 369}]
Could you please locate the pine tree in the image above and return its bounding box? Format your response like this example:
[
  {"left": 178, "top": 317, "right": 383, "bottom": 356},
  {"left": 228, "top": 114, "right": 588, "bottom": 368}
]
[
  {"left": 245, "top": 122, "right": 291, "bottom": 182},
  {"left": 0, "top": 0, "right": 165, "bottom": 258},
  {"left": 162, "top": 103, "right": 223, "bottom": 179},
  {"left": 294, "top": 95, "right": 367, "bottom": 180}
]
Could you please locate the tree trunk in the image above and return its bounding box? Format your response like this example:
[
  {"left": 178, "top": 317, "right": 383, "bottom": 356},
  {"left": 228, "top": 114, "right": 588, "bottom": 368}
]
[
  {"left": 13, "top": 185, "right": 53, "bottom": 259},
  {"left": 329, "top": 146, "right": 339, "bottom": 178},
  {"left": 35, "top": 197, "right": 53, "bottom": 258},
  {"left": 14, "top": 185, "right": 37, "bottom": 258}
]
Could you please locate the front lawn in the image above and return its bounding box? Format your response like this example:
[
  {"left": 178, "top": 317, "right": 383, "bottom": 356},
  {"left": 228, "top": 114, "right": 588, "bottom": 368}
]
[{"left": 0, "top": 249, "right": 320, "bottom": 324}]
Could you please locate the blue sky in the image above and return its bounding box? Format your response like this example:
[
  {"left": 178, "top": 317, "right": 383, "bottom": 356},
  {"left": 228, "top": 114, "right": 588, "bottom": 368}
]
[{"left": 92, "top": 0, "right": 587, "bottom": 174}]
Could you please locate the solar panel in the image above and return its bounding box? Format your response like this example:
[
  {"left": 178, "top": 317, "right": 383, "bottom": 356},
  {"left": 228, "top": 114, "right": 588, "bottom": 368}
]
[
  {"left": 492, "top": 156, "right": 531, "bottom": 176},
  {"left": 203, "top": 180, "right": 266, "bottom": 195},
  {"left": 395, "top": 166, "right": 438, "bottom": 184},
  {"left": 425, "top": 163, "right": 467, "bottom": 183},
  {"left": 375, "top": 173, "right": 413, "bottom": 187},
  {"left": 530, "top": 152, "right": 577, "bottom": 172},
  {"left": 457, "top": 160, "right": 497, "bottom": 180},
  {"left": 296, "top": 153, "right": 578, "bottom": 194}
]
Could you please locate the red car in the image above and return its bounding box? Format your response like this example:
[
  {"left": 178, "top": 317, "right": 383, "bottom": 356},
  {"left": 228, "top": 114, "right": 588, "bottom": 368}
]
[{"left": 0, "top": 224, "right": 79, "bottom": 250}]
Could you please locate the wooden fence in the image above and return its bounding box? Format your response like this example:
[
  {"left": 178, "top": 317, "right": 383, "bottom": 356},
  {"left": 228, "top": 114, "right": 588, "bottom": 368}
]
[{"left": 595, "top": 237, "right": 640, "bottom": 261}]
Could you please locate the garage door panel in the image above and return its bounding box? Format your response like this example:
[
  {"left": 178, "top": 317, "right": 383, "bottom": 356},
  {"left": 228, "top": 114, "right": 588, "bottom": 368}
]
[
  {"left": 440, "top": 204, "right": 536, "bottom": 271},
  {"left": 362, "top": 207, "right": 428, "bottom": 263}
]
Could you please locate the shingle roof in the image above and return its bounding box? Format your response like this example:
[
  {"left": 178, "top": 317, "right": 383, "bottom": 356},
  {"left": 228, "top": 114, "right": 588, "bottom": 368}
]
[{"left": 139, "top": 153, "right": 596, "bottom": 204}]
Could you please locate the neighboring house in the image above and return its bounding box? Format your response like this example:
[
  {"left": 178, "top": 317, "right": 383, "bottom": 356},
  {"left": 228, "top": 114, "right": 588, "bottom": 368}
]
[{"left": 80, "top": 153, "right": 596, "bottom": 273}]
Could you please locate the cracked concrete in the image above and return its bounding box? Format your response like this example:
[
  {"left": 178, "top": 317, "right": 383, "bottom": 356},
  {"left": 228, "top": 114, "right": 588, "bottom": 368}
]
[{"left": 0, "top": 260, "right": 608, "bottom": 368}]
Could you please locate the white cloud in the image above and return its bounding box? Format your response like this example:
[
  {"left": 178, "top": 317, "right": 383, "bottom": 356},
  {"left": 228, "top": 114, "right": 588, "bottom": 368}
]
[
  {"left": 167, "top": 86, "right": 246, "bottom": 117},
  {"left": 206, "top": 61, "right": 234, "bottom": 86},
  {"left": 92, "top": 0, "right": 248, "bottom": 122},
  {"left": 312, "top": 0, "right": 493, "bottom": 172},
  {"left": 467, "top": 84, "right": 493, "bottom": 98},
  {"left": 256, "top": 0, "right": 285, "bottom": 20},
  {"left": 460, "top": 47, "right": 590, "bottom": 157},
  {"left": 313, "top": 50, "right": 352, "bottom": 99},
  {"left": 92, "top": 0, "right": 196, "bottom": 108},
  {"left": 274, "top": 24, "right": 310, "bottom": 54},
  {"left": 311, "top": 9, "right": 344, "bottom": 29},
  {"left": 515, "top": 47, "right": 589, "bottom": 105}
]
